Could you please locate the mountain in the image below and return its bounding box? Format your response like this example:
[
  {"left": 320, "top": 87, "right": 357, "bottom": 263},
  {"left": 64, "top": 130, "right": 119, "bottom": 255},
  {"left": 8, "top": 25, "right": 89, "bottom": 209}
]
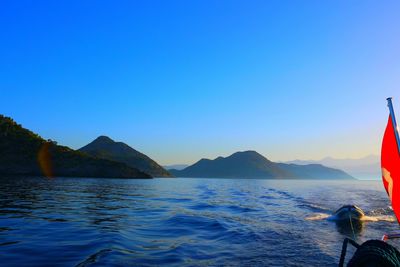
[
  {"left": 285, "top": 155, "right": 380, "bottom": 179},
  {"left": 276, "top": 163, "right": 353, "bottom": 180},
  {"left": 164, "top": 164, "right": 189, "bottom": 171},
  {"left": 79, "top": 136, "right": 172, "bottom": 177},
  {"left": 170, "top": 151, "right": 354, "bottom": 179},
  {"left": 0, "top": 115, "right": 151, "bottom": 178}
]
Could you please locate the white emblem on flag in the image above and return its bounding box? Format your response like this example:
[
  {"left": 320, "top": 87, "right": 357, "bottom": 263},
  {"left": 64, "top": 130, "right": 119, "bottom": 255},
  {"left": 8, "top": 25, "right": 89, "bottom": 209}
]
[{"left": 383, "top": 167, "right": 394, "bottom": 201}]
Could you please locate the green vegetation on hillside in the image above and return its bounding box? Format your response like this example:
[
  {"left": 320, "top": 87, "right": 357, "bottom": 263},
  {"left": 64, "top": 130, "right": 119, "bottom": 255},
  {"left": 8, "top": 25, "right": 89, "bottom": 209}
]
[{"left": 0, "top": 115, "right": 151, "bottom": 178}]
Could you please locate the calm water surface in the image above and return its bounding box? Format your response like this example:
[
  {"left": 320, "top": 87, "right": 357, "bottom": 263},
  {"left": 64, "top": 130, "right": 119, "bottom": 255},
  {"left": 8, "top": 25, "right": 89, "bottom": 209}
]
[{"left": 0, "top": 177, "right": 398, "bottom": 266}]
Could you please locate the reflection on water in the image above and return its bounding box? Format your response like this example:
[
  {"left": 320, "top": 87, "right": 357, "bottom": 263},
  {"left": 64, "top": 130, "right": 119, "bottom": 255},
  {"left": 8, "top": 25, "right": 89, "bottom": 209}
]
[
  {"left": 0, "top": 177, "right": 398, "bottom": 266},
  {"left": 335, "top": 220, "right": 364, "bottom": 236}
]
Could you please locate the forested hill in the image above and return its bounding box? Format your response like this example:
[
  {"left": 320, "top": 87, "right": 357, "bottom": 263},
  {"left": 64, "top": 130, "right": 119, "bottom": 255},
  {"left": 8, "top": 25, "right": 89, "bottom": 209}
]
[{"left": 0, "top": 115, "right": 151, "bottom": 179}]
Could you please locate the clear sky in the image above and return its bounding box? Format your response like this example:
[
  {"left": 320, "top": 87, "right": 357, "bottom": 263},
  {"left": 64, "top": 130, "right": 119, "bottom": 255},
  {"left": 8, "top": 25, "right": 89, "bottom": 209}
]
[{"left": 1, "top": 1, "right": 400, "bottom": 165}]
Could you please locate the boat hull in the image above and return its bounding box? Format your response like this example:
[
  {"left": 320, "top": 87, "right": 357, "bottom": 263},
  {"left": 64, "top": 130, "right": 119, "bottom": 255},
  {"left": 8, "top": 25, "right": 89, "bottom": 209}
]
[{"left": 331, "top": 205, "right": 365, "bottom": 221}]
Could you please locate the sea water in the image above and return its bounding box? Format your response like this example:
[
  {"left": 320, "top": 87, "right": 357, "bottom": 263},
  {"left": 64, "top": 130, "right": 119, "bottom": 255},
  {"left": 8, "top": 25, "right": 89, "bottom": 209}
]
[{"left": 0, "top": 177, "right": 398, "bottom": 266}]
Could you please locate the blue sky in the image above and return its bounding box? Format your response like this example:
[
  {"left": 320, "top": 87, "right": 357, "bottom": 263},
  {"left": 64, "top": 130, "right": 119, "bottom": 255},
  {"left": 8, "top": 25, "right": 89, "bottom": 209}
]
[{"left": 1, "top": 1, "right": 400, "bottom": 164}]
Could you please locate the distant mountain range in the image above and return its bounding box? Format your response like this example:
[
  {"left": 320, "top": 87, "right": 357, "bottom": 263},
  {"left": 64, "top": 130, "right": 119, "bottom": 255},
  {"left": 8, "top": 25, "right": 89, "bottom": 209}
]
[
  {"left": 79, "top": 136, "right": 172, "bottom": 177},
  {"left": 285, "top": 155, "right": 380, "bottom": 179},
  {"left": 0, "top": 115, "right": 151, "bottom": 178},
  {"left": 169, "top": 151, "right": 354, "bottom": 179},
  {"left": 163, "top": 164, "right": 189, "bottom": 170},
  {"left": 0, "top": 114, "right": 368, "bottom": 180}
]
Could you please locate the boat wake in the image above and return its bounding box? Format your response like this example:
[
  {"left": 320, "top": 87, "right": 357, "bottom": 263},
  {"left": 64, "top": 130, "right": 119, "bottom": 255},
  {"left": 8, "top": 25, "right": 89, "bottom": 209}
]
[
  {"left": 305, "top": 207, "right": 396, "bottom": 222},
  {"left": 305, "top": 213, "right": 395, "bottom": 222},
  {"left": 305, "top": 213, "right": 330, "bottom": 221},
  {"left": 361, "top": 215, "right": 395, "bottom": 222}
]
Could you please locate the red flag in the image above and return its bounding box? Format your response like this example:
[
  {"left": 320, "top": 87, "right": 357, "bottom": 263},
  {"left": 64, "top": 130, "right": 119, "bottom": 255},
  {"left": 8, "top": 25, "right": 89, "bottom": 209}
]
[{"left": 381, "top": 115, "right": 400, "bottom": 222}]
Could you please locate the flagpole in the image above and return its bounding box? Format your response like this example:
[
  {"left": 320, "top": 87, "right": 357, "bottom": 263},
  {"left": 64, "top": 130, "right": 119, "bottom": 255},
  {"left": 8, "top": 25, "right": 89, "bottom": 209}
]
[{"left": 387, "top": 97, "right": 400, "bottom": 155}]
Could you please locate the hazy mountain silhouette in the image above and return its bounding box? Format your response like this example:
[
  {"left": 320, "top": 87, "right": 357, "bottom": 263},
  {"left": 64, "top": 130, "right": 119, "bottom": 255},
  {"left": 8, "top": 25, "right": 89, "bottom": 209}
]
[
  {"left": 79, "top": 136, "right": 172, "bottom": 177},
  {"left": 164, "top": 164, "right": 189, "bottom": 170},
  {"left": 285, "top": 155, "right": 380, "bottom": 179},
  {"left": 170, "top": 151, "right": 353, "bottom": 179},
  {"left": 0, "top": 115, "right": 151, "bottom": 178}
]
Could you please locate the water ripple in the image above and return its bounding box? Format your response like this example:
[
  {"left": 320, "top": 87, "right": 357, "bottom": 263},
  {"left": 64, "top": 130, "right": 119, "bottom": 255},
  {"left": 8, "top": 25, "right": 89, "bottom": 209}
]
[{"left": 0, "top": 177, "right": 397, "bottom": 266}]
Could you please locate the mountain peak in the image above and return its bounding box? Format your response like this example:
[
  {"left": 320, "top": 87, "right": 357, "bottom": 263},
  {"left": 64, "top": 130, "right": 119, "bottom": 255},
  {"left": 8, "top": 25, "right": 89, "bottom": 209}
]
[
  {"left": 0, "top": 115, "right": 150, "bottom": 178},
  {"left": 230, "top": 150, "right": 269, "bottom": 161},
  {"left": 79, "top": 136, "right": 172, "bottom": 177},
  {"left": 169, "top": 150, "right": 353, "bottom": 179},
  {"left": 93, "top": 135, "right": 115, "bottom": 143},
  {"left": 232, "top": 150, "right": 261, "bottom": 156}
]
